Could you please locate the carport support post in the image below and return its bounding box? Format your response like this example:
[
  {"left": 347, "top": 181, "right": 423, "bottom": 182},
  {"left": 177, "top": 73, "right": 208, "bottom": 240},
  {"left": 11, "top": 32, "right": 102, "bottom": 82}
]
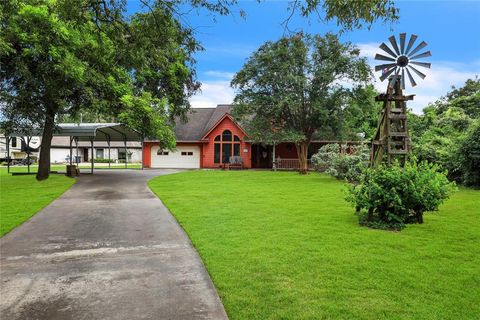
[
  {"left": 75, "top": 137, "right": 79, "bottom": 164},
  {"left": 69, "top": 136, "right": 73, "bottom": 166},
  {"left": 141, "top": 138, "right": 144, "bottom": 170},
  {"left": 124, "top": 139, "right": 127, "bottom": 169},
  {"left": 107, "top": 139, "right": 111, "bottom": 168},
  {"left": 91, "top": 139, "right": 94, "bottom": 174},
  {"left": 6, "top": 136, "right": 10, "bottom": 174},
  {"left": 27, "top": 136, "right": 31, "bottom": 173}
]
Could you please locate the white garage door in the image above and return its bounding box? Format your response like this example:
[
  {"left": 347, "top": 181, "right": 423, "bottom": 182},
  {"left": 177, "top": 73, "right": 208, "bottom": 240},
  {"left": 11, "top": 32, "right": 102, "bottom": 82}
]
[{"left": 151, "top": 145, "right": 200, "bottom": 168}]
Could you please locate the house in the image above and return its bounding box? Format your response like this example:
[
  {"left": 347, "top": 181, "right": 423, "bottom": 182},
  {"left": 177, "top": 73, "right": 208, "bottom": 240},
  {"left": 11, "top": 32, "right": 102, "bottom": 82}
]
[{"left": 144, "top": 104, "right": 344, "bottom": 169}]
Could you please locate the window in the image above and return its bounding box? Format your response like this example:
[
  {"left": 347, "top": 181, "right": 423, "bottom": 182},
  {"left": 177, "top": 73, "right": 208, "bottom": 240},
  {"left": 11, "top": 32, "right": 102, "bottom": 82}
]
[
  {"left": 96, "top": 148, "right": 104, "bottom": 159},
  {"left": 222, "top": 130, "right": 232, "bottom": 141},
  {"left": 214, "top": 130, "right": 242, "bottom": 165},
  {"left": 181, "top": 151, "right": 193, "bottom": 156},
  {"left": 11, "top": 137, "right": 17, "bottom": 148},
  {"left": 157, "top": 150, "right": 169, "bottom": 155},
  {"left": 118, "top": 151, "right": 126, "bottom": 160},
  {"left": 214, "top": 144, "right": 220, "bottom": 163}
]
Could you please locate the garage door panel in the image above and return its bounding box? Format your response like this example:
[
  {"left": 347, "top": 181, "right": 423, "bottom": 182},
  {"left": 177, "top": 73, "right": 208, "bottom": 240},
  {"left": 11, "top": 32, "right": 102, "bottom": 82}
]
[{"left": 151, "top": 146, "right": 200, "bottom": 168}]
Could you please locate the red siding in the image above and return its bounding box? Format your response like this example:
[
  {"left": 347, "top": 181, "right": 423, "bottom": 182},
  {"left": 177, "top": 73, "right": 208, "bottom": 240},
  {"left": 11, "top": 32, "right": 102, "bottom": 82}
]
[
  {"left": 275, "top": 143, "right": 297, "bottom": 158},
  {"left": 202, "top": 117, "right": 252, "bottom": 168}
]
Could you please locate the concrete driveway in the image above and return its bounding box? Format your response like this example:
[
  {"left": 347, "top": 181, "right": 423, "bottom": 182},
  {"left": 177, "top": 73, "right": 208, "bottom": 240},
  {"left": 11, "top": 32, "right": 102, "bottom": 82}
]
[{"left": 0, "top": 169, "right": 228, "bottom": 320}]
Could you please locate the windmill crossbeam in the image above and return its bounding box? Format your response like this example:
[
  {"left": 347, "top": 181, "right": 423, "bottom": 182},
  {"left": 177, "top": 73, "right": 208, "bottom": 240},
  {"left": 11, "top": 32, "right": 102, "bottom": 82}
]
[{"left": 375, "top": 94, "right": 415, "bottom": 102}]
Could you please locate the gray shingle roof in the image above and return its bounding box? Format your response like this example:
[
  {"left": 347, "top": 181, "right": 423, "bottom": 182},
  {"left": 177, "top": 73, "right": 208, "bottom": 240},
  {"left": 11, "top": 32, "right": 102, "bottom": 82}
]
[{"left": 174, "top": 105, "right": 233, "bottom": 142}]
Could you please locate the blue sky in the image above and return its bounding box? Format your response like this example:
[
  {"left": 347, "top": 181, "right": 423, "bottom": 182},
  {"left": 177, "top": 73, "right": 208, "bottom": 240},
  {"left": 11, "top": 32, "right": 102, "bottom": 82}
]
[{"left": 129, "top": 0, "right": 480, "bottom": 113}]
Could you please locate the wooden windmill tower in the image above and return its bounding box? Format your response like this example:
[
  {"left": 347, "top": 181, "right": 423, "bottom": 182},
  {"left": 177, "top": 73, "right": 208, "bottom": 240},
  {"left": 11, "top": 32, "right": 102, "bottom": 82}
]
[{"left": 371, "top": 33, "right": 432, "bottom": 167}]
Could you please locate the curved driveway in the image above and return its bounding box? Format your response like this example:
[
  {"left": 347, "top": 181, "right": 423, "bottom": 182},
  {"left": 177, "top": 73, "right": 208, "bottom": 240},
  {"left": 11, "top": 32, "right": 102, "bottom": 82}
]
[{"left": 0, "top": 169, "right": 228, "bottom": 320}]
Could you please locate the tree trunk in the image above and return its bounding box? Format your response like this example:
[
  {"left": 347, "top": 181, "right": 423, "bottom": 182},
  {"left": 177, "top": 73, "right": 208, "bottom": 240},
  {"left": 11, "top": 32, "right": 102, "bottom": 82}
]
[
  {"left": 36, "top": 110, "right": 55, "bottom": 181},
  {"left": 295, "top": 141, "right": 310, "bottom": 175}
]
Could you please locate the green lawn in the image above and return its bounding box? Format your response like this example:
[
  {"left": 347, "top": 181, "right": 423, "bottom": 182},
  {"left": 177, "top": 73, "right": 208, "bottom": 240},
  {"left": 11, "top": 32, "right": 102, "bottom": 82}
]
[
  {"left": 149, "top": 171, "right": 480, "bottom": 320},
  {"left": 3, "top": 163, "right": 141, "bottom": 174},
  {"left": 0, "top": 168, "right": 76, "bottom": 236}
]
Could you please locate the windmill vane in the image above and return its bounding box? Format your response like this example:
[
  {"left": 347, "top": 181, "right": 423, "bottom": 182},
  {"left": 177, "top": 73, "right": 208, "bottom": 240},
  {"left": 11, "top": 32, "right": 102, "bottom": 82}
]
[{"left": 374, "top": 33, "right": 432, "bottom": 89}]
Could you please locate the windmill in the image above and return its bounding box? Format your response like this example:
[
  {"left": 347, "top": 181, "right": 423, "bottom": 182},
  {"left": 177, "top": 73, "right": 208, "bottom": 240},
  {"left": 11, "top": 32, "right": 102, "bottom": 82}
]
[{"left": 370, "top": 33, "right": 431, "bottom": 166}]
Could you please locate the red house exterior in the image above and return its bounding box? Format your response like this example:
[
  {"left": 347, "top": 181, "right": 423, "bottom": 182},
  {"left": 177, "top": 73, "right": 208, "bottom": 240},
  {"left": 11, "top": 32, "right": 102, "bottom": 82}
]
[{"left": 143, "top": 104, "right": 355, "bottom": 169}]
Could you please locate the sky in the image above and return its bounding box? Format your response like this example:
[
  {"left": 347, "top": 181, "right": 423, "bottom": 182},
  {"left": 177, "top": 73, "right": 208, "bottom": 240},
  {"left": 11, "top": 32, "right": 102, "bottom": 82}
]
[{"left": 129, "top": 0, "right": 480, "bottom": 114}]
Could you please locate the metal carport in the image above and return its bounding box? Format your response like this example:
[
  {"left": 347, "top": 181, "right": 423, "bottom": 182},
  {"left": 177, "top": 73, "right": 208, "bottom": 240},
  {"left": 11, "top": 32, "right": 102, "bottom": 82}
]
[{"left": 5, "top": 123, "right": 143, "bottom": 174}]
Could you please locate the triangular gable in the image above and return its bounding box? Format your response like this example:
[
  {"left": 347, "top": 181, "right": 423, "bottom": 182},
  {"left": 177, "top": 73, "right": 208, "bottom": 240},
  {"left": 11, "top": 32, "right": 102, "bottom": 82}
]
[{"left": 201, "top": 113, "right": 248, "bottom": 140}]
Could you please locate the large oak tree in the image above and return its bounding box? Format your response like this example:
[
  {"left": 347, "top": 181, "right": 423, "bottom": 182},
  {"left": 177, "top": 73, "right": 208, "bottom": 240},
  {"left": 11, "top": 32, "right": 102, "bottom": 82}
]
[
  {"left": 231, "top": 33, "right": 371, "bottom": 173},
  {"left": 0, "top": 0, "right": 203, "bottom": 180}
]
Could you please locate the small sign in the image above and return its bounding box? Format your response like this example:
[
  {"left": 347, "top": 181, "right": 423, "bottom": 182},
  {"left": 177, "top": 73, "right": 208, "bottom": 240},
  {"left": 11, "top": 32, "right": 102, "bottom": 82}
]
[{"left": 243, "top": 148, "right": 248, "bottom": 153}]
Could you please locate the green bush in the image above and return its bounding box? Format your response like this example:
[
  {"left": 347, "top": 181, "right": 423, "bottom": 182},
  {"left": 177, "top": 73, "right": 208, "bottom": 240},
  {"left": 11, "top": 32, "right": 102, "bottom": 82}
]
[
  {"left": 312, "top": 143, "right": 369, "bottom": 183},
  {"left": 347, "top": 160, "right": 456, "bottom": 230},
  {"left": 94, "top": 158, "right": 114, "bottom": 163}
]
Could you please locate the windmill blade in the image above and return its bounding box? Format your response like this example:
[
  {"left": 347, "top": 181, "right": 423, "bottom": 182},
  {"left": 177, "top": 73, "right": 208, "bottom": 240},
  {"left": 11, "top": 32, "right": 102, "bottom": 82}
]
[
  {"left": 389, "top": 35, "right": 401, "bottom": 56},
  {"left": 401, "top": 68, "right": 406, "bottom": 89},
  {"left": 400, "top": 33, "right": 406, "bottom": 54},
  {"left": 406, "top": 67, "right": 417, "bottom": 87},
  {"left": 410, "top": 51, "right": 432, "bottom": 60},
  {"left": 375, "top": 63, "right": 397, "bottom": 71},
  {"left": 410, "top": 61, "right": 431, "bottom": 68},
  {"left": 408, "top": 41, "right": 428, "bottom": 57},
  {"left": 380, "top": 42, "right": 398, "bottom": 58},
  {"left": 380, "top": 66, "right": 397, "bottom": 82},
  {"left": 375, "top": 53, "right": 396, "bottom": 62},
  {"left": 408, "top": 65, "right": 426, "bottom": 79},
  {"left": 405, "top": 34, "right": 418, "bottom": 55}
]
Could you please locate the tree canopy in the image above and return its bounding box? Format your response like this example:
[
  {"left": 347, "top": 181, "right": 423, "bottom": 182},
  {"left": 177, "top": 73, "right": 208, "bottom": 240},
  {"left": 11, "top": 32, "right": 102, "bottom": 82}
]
[
  {"left": 0, "top": 0, "right": 201, "bottom": 179},
  {"left": 231, "top": 33, "right": 371, "bottom": 173},
  {"left": 409, "top": 77, "right": 480, "bottom": 186}
]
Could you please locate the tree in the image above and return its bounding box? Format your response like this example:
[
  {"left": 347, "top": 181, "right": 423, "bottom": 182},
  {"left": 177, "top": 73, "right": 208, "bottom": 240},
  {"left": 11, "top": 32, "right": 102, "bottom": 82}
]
[
  {"left": 0, "top": 0, "right": 201, "bottom": 180},
  {"left": 410, "top": 77, "right": 479, "bottom": 183},
  {"left": 231, "top": 33, "right": 370, "bottom": 173},
  {"left": 341, "top": 85, "right": 382, "bottom": 140},
  {"left": 458, "top": 121, "right": 480, "bottom": 187},
  {"left": 282, "top": 0, "right": 399, "bottom": 32}
]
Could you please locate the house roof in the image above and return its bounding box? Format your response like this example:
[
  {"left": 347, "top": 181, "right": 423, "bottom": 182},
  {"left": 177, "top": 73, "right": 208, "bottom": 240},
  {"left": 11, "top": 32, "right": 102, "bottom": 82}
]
[{"left": 172, "top": 104, "right": 234, "bottom": 142}]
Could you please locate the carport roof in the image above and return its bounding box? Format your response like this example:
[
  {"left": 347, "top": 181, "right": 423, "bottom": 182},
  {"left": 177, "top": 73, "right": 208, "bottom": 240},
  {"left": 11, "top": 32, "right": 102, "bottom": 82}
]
[{"left": 10, "top": 123, "right": 142, "bottom": 141}]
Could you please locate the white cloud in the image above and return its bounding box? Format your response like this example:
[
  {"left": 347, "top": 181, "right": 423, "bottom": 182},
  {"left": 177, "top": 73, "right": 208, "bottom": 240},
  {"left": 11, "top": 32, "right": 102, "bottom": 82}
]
[
  {"left": 357, "top": 42, "right": 480, "bottom": 114},
  {"left": 189, "top": 80, "right": 235, "bottom": 108},
  {"left": 204, "top": 70, "right": 235, "bottom": 79},
  {"left": 191, "top": 49, "right": 480, "bottom": 113}
]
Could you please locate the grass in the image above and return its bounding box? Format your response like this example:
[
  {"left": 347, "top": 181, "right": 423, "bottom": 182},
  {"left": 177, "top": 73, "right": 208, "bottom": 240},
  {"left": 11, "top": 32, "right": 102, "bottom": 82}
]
[
  {"left": 149, "top": 170, "right": 480, "bottom": 320},
  {"left": 0, "top": 167, "right": 76, "bottom": 237},
  {"left": 3, "top": 163, "right": 141, "bottom": 174}
]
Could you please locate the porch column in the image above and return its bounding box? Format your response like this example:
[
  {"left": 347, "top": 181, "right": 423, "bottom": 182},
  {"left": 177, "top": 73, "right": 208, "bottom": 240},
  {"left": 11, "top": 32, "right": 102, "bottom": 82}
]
[
  {"left": 272, "top": 142, "right": 276, "bottom": 171},
  {"left": 91, "top": 139, "right": 94, "bottom": 174}
]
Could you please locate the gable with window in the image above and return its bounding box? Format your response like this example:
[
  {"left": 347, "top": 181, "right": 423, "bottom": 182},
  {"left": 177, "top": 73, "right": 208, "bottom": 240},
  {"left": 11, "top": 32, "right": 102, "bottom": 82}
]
[{"left": 214, "top": 130, "right": 241, "bottom": 164}]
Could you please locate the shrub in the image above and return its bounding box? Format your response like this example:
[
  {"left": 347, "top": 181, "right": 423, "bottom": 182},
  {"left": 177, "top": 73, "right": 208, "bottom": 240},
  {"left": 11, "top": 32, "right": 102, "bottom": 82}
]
[
  {"left": 347, "top": 160, "right": 456, "bottom": 230},
  {"left": 312, "top": 143, "right": 369, "bottom": 183},
  {"left": 94, "top": 158, "right": 114, "bottom": 163}
]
